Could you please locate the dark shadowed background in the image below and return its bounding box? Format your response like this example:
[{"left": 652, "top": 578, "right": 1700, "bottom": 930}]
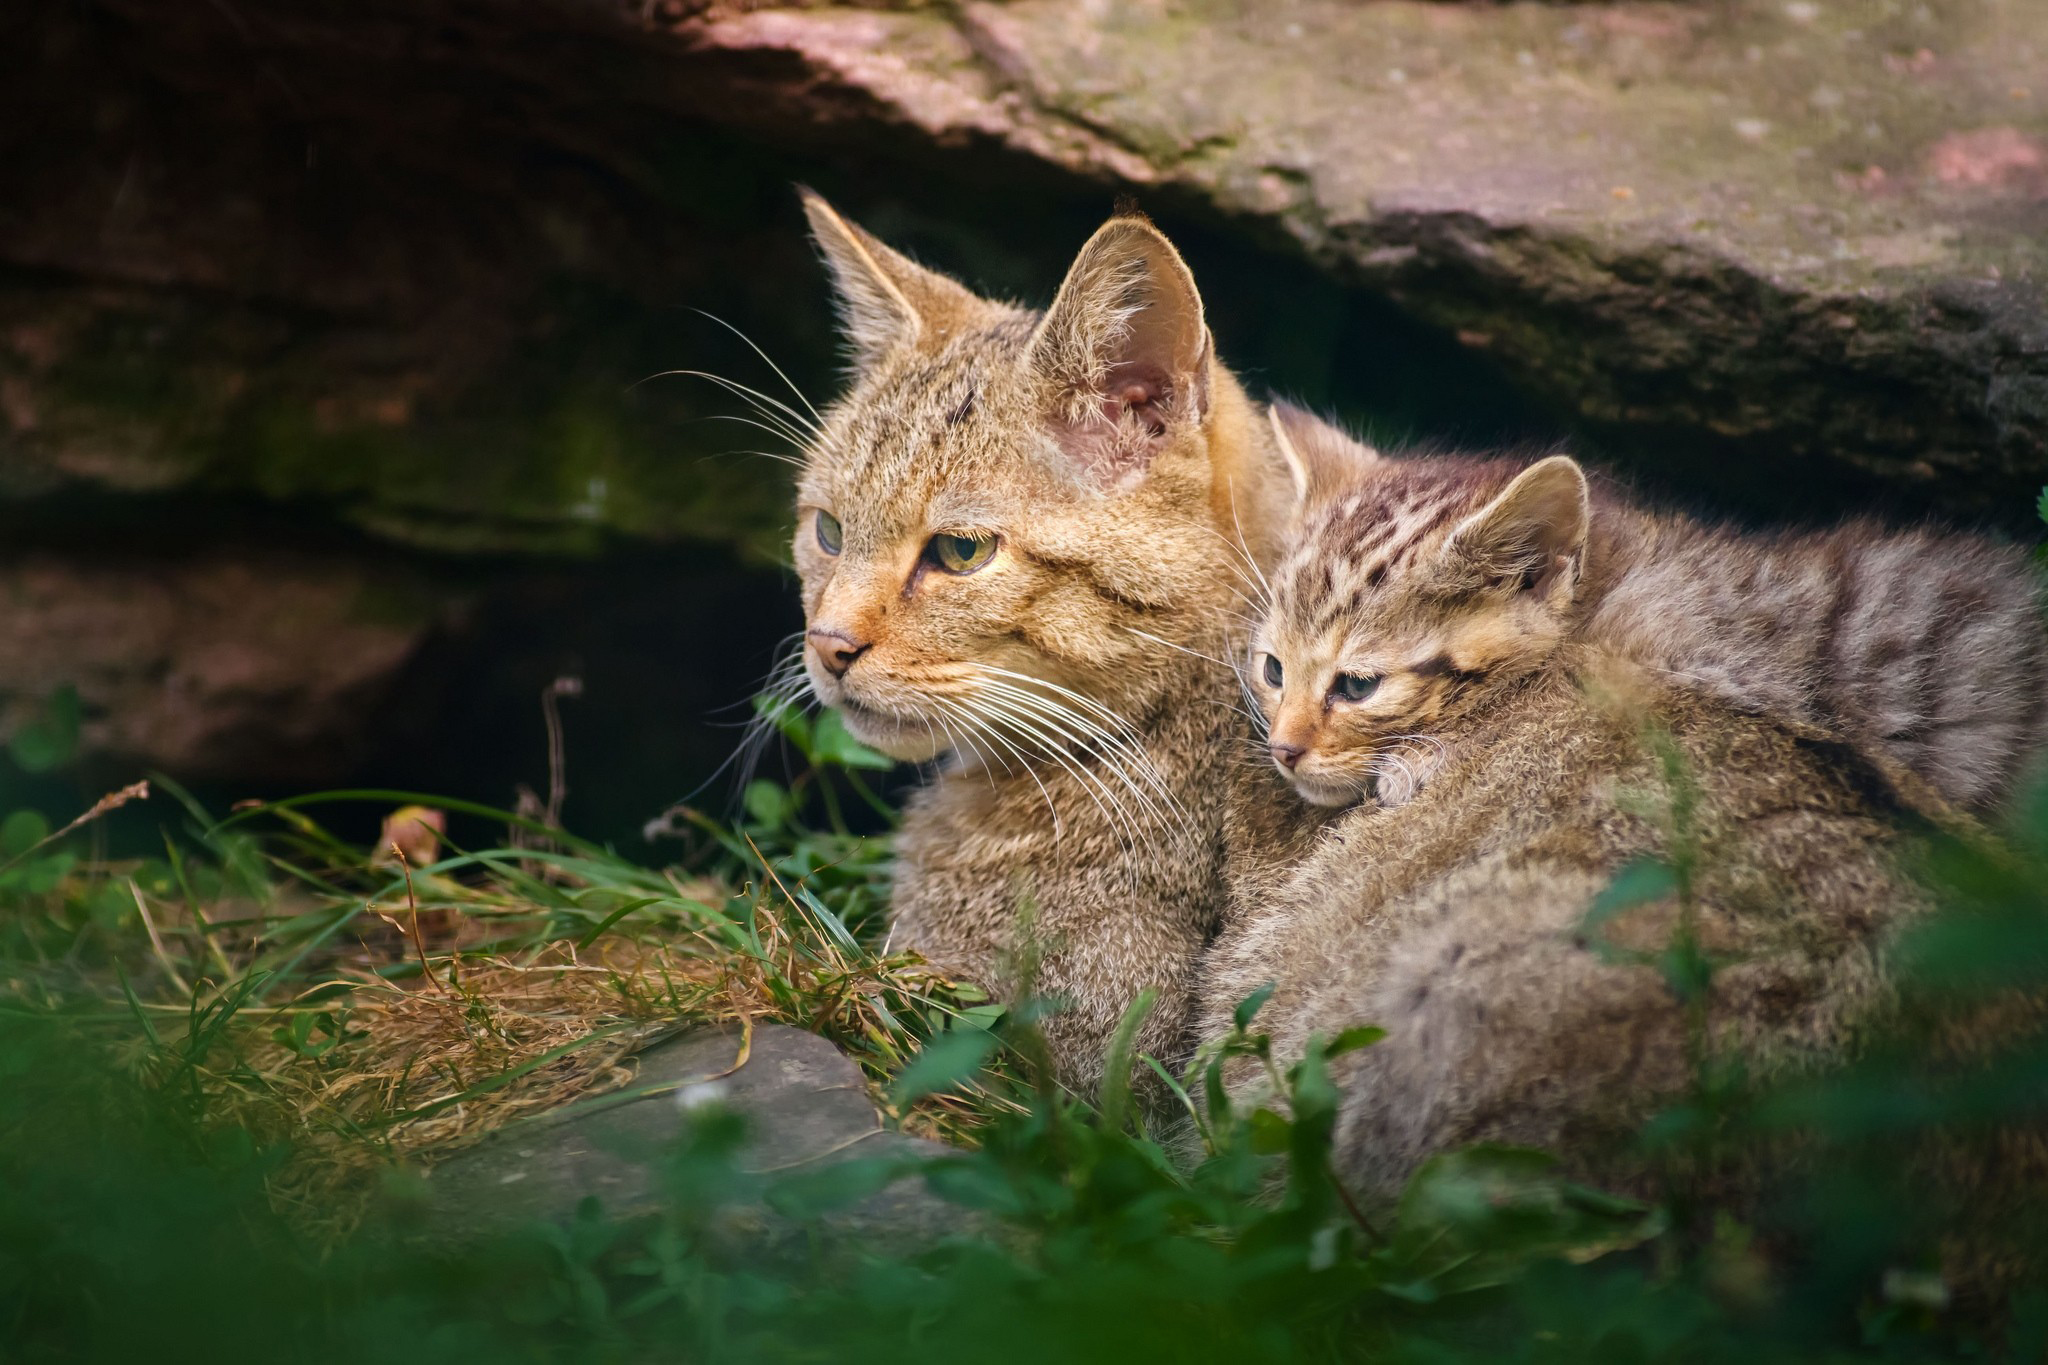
[{"left": 6, "top": 0, "right": 2044, "bottom": 849}]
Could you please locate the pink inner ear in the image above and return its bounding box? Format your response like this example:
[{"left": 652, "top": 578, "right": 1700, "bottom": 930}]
[
  {"left": 1099, "top": 363, "right": 1170, "bottom": 436},
  {"left": 1050, "top": 362, "right": 1177, "bottom": 484}
]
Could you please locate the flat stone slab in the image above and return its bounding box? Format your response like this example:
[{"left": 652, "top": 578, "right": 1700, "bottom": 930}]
[
  {"left": 417, "top": 1024, "right": 967, "bottom": 1253},
  {"left": 674, "top": 0, "right": 2048, "bottom": 515}
]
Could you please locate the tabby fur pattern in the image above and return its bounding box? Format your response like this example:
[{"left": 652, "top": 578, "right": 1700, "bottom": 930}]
[
  {"left": 1208, "top": 419, "right": 1941, "bottom": 1197},
  {"left": 791, "top": 193, "right": 1293, "bottom": 1092}
]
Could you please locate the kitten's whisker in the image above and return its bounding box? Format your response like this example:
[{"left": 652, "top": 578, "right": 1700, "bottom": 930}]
[
  {"left": 1221, "top": 480, "right": 1277, "bottom": 603},
  {"left": 1178, "top": 522, "right": 1271, "bottom": 611}
]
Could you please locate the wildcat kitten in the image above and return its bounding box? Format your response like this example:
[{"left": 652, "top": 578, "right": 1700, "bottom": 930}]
[
  {"left": 1255, "top": 404, "right": 2048, "bottom": 813},
  {"left": 1203, "top": 420, "right": 1936, "bottom": 1197},
  {"left": 790, "top": 193, "right": 1294, "bottom": 1093}
]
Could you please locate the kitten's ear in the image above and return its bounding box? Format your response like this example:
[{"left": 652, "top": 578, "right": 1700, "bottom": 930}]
[
  {"left": 1446, "top": 456, "right": 1589, "bottom": 597},
  {"left": 1026, "top": 212, "right": 1211, "bottom": 484},
  {"left": 1269, "top": 401, "right": 1381, "bottom": 504},
  {"left": 800, "top": 188, "right": 981, "bottom": 371}
]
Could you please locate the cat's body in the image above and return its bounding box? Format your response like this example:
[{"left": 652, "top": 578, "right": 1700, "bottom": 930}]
[
  {"left": 790, "top": 194, "right": 1292, "bottom": 1090},
  {"left": 1210, "top": 423, "right": 1939, "bottom": 1196}
]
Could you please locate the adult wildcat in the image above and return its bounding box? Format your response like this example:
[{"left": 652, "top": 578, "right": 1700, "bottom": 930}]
[{"left": 789, "top": 193, "right": 1293, "bottom": 1092}]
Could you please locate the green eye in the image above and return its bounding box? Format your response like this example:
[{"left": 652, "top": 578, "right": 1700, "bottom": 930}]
[
  {"left": 1262, "top": 654, "right": 1283, "bottom": 688},
  {"left": 1332, "top": 673, "right": 1380, "bottom": 703},
  {"left": 930, "top": 532, "right": 998, "bottom": 574},
  {"left": 815, "top": 509, "right": 843, "bottom": 555}
]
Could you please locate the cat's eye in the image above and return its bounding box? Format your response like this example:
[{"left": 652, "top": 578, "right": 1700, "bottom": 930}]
[
  {"left": 1332, "top": 673, "right": 1380, "bottom": 703},
  {"left": 1262, "top": 654, "right": 1283, "bottom": 688},
  {"left": 930, "top": 532, "right": 998, "bottom": 575},
  {"left": 815, "top": 509, "right": 843, "bottom": 555}
]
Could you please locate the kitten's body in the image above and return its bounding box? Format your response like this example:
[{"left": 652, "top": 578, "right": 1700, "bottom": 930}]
[
  {"left": 790, "top": 195, "right": 1291, "bottom": 1089},
  {"left": 1207, "top": 663, "right": 1923, "bottom": 1196},
  {"left": 1212, "top": 427, "right": 1938, "bottom": 1195},
  {"left": 1591, "top": 513, "right": 2046, "bottom": 812}
]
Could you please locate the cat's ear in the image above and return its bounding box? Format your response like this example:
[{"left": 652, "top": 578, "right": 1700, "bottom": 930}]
[
  {"left": 1026, "top": 212, "right": 1211, "bottom": 485},
  {"left": 1269, "top": 401, "right": 1381, "bottom": 505},
  {"left": 800, "top": 188, "right": 981, "bottom": 371},
  {"left": 1446, "top": 456, "right": 1589, "bottom": 598}
]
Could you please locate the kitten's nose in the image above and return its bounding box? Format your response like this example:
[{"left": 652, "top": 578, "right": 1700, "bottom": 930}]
[
  {"left": 807, "top": 626, "right": 872, "bottom": 679},
  {"left": 1270, "top": 741, "right": 1306, "bottom": 770}
]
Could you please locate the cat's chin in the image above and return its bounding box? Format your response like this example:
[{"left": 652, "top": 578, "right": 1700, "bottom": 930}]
[
  {"left": 1286, "top": 773, "right": 1370, "bottom": 809},
  {"left": 834, "top": 700, "right": 950, "bottom": 763}
]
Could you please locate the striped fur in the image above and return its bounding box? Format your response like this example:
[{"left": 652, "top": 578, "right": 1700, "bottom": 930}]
[
  {"left": 790, "top": 193, "right": 1294, "bottom": 1093},
  {"left": 1201, "top": 407, "right": 1962, "bottom": 1201},
  {"left": 1249, "top": 405, "right": 2048, "bottom": 813}
]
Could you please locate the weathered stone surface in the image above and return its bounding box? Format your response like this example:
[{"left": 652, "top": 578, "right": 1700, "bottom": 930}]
[
  {"left": 666, "top": 0, "right": 2048, "bottom": 515},
  {"left": 14, "top": 0, "right": 2047, "bottom": 539},
  {"left": 417, "top": 1024, "right": 968, "bottom": 1253},
  {"left": 0, "top": 550, "right": 444, "bottom": 783},
  {"left": 8, "top": 0, "right": 2047, "bottom": 789}
]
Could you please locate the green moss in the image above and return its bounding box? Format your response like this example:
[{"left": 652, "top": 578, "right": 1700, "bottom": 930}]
[{"left": 16, "top": 279, "right": 798, "bottom": 559}]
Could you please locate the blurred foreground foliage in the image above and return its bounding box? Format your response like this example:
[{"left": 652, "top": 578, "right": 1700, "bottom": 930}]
[{"left": 2, "top": 694, "right": 2048, "bottom": 1364}]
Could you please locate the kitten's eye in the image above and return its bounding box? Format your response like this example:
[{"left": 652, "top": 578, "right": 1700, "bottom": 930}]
[
  {"left": 1331, "top": 673, "right": 1380, "bottom": 703},
  {"left": 1262, "top": 654, "right": 1283, "bottom": 689},
  {"left": 930, "top": 532, "right": 998, "bottom": 574},
  {"left": 815, "top": 510, "right": 843, "bottom": 556}
]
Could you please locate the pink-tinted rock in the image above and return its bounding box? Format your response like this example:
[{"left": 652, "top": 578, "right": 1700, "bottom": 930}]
[{"left": 0, "top": 553, "right": 439, "bottom": 782}]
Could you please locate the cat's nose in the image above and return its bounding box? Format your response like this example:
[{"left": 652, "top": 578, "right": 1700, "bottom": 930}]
[
  {"left": 1270, "top": 741, "right": 1306, "bottom": 770},
  {"left": 807, "top": 626, "right": 872, "bottom": 679}
]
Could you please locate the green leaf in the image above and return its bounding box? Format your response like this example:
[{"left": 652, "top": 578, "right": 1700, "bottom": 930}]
[
  {"left": 1247, "top": 1107, "right": 1292, "bottom": 1155},
  {"left": 1390, "top": 1145, "right": 1665, "bottom": 1293},
  {"left": 25, "top": 850, "right": 74, "bottom": 894},
  {"left": 890, "top": 1027, "right": 1000, "bottom": 1106},
  {"left": 1580, "top": 857, "right": 1676, "bottom": 937},
  {"left": 1203, "top": 1054, "right": 1233, "bottom": 1132},
  {"left": 2036, "top": 484, "right": 2048, "bottom": 527},
  {"left": 8, "top": 685, "right": 80, "bottom": 773},
  {"left": 811, "top": 708, "right": 896, "bottom": 770},
  {"left": 1233, "top": 982, "right": 1277, "bottom": 1034},
  {"left": 1098, "top": 987, "right": 1159, "bottom": 1135},
  {"left": 0, "top": 809, "right": 49, "bottom": 859},
  {"left": 752, "top": 692, "right": 814, "bottom": 753},
  {"left": 765, "top": 1157, "right": 906, "bottom": 1219},
  {"left": 1323, "top": 1026, "right": 1386, "bottom": 1059},
  {"left": 743, "top": 780, "right": 795, "bottom": 830}
]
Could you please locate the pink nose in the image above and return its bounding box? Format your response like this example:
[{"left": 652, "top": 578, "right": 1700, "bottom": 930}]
[
  {"left": 807, "top": 627, "right": 871, "bottom": 678},
  {"left": 1270, "top": 741, "right": 1305, "bottom": 770}
]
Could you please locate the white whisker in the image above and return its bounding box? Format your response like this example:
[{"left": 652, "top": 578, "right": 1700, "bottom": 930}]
[{"left": 688, "top": 309, "right": 826, "bottom": 428}]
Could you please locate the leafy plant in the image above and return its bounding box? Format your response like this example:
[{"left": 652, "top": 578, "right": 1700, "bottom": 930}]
[{"left": 4, "top": 683, "right": 2048, "bottom": 1363}]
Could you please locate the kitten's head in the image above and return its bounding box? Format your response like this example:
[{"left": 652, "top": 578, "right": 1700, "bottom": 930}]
[
  {"left": 1248, "top": 405, "right": 1590, "bottom": 806},
  {"left": 791, "top": 191, "right": 1270, "bottom": 762}
]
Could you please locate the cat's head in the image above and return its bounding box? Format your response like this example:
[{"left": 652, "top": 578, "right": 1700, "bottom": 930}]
[
  {"left": 791, "top": 191, "right": 1276, "bottom": 762},
  {"left": 1248, "top": 405, "right": 1590, "bottom": 807}
]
